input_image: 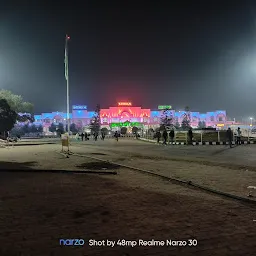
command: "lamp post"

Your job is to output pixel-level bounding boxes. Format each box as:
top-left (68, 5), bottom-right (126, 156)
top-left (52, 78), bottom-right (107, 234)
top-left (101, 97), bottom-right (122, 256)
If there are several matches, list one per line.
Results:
top-left (65, 34), bottom-right (70, 135)
top-left (250, 117), bottom-right (253, 127)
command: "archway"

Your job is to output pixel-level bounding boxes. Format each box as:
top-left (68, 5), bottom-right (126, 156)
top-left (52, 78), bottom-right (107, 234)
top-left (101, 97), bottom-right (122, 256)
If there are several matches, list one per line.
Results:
top-left (132, 126), bottom-right (139, 134)
top-left (119, 111), bottom-right (131, 122)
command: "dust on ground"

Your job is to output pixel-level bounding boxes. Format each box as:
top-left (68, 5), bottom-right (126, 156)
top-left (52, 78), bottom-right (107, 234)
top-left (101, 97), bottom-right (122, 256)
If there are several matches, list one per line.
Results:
top-left (0, 144), bottom-right (255, 255)
top-left (70, 145), bottom-right (256, 200)
top-left (0, 167), bottom-right (255, 256)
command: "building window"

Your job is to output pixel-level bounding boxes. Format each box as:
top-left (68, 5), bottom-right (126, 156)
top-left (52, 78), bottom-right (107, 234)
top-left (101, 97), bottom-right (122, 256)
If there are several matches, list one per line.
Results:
top-left (210, 116), bottom-right (214, 122)
top-left (219, 116), bottom-right (223, 122)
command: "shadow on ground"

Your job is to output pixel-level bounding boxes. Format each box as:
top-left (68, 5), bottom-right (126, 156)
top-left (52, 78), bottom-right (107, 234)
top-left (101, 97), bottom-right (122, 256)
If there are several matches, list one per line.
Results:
top-left (211, 145), bottom-right (244, 156)
top-left (76, 161), bottom-right (120, 170)
top-left (90, 152), bottom-right (107, 156)
top-left (211, 147), bottom-right (233, 156)
top-left (0, 161), bottom-right (38, 170)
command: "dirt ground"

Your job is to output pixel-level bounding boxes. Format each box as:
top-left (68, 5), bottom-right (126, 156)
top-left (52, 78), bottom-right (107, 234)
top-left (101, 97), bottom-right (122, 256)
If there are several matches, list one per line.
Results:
top-left (0, 168), bottom-right (255, 256)
top-left (0, 145), bottom-right (255, 255)
top-left (70, 144), bottom-right (256, 200)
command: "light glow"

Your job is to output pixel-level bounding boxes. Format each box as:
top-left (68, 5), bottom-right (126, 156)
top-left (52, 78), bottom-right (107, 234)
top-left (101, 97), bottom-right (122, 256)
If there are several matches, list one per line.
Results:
top-left (158, 105), bottom-right (172, 110)
top-left (118, 102), bottom-right (132, 106)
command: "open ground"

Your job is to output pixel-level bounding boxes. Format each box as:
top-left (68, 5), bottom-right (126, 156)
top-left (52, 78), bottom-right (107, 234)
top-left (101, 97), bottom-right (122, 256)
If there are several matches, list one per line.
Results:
top-left (0, 138), bottom-right (255, 255)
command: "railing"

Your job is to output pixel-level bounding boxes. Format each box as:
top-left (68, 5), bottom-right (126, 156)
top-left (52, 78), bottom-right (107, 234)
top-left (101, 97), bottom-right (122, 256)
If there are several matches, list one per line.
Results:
top-left (140, 130), bottom-right (254, 143)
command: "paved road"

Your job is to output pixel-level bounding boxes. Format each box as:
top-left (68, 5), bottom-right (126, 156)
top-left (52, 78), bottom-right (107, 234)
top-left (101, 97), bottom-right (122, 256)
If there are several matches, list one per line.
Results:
top-left (10, 136), bottom-right (256, 167)
top-left (70, 137), bottom-right (256, 168)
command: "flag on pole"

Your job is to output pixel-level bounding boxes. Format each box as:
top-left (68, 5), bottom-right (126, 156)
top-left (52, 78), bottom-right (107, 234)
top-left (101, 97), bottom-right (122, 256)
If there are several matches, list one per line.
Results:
top-left (64, 35), bottom-right (70, 81)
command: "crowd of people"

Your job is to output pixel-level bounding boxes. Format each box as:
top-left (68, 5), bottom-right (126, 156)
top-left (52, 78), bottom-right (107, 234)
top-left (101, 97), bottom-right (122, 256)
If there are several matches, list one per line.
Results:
top-left (153, 127), bottom-right (243, 148)
top-left (226, 127), bottom-right (242, 148)
top-left (154, 128), bottom-right (194, 145)
top-left (74, 131), bottom-right (121, 142)
top-left (75, 131), bottom-right (106, 141)
top-left (73, 126), bottom-right (243, 148)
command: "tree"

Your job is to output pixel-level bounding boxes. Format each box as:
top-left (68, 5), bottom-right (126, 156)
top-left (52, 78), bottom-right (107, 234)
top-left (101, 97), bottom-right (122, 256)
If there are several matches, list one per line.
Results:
top-left (0, 90), bottom-right (34, 122)
top-left (70, 123), bottom-right (78, 134)
top-left (132, 126), bottom-right (139, 134)
top-left (174, 121), bottom-right (180, 130)
top-left (159, 124), bottom-right (166, 131)
top-left (10, 125), bottom-right (25, 137)
top-left (0, 99), bottom-right (18, 135)
top-left (184, 106), bottom-right (190, 120)
top-left (120, 127), bottom-right (127, 135)
top-left (90, 104), bottom-right (101, 134)
top-left (160, 108), bottom-right (173, 129)
top-left (181, 106), bottom-right (191, 130)
top-left (198, 121), bottom-right (206, 129)
top-left (58, 123), bottom-right (65, 134)
top-left (181, 118), bottom-right (190, 130)
top-left (30, 124), bottom-right (38, 133)
top-left (101, 127), bottom-right (108, 135)
top-left (38, 125), bottom-right (43, 133)
top-left (49, 123), bottom-right (57, 133)
top-left (22, 124), bottom-right (30, 134)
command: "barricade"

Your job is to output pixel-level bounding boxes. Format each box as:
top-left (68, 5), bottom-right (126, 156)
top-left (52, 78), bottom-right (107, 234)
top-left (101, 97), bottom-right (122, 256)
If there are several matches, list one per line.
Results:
top-left (61, 133), bottom-right (70, 153)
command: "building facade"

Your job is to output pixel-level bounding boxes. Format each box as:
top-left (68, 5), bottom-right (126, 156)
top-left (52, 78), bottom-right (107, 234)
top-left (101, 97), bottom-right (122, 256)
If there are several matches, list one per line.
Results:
top-left (32, 102), bottom-right (227, 132)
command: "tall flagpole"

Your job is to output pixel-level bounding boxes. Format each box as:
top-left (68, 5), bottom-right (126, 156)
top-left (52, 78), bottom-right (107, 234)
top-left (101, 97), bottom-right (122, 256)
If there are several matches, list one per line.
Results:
top-left (65, 34), bottom-right (70, 135)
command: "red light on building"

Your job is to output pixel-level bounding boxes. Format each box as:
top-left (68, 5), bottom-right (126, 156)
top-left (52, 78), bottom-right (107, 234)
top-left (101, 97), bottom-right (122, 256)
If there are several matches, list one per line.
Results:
top-left (118, 102), bottom-right (132, 106)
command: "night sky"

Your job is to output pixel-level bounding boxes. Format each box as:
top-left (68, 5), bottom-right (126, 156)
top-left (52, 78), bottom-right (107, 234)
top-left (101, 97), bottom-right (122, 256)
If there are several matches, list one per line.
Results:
top-left (1, 1), bottom-right (256, 119)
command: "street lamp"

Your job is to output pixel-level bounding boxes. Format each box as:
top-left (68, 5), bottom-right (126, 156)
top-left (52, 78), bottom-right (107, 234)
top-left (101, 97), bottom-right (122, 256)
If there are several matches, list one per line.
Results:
top-left (250, 117), bottom-right (253, 127)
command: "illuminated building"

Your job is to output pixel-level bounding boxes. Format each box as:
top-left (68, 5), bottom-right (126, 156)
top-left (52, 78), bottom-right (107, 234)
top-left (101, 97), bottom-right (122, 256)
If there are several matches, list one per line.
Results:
top-left (32, 102), bottom-right (228, 132)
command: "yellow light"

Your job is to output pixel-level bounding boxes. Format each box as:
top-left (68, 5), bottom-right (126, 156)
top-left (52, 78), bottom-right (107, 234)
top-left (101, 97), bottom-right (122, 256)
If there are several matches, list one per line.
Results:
top-left (118, 102), bottom-right (132, 106)
top-left (217, 124), bottom-right (224, 127)
top-left (250, 124), bottom-right (252, 127)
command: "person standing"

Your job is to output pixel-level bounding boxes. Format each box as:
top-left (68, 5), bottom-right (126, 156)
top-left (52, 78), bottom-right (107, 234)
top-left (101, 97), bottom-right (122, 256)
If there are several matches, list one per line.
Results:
top-left (226, 127), bottom-right (233, 148)
top-left (101, 131), bottom-right (105, 141)
top-left (188, 128), bottom-right (193, 145)
top-left (94, 132), bottom-right (98, 141)
top-left (81, 132), bottom-right (84, 141)
top-left (169, 129), bottom-right (175, 145)
top-left (156, 130), bottom-right (161, 144)
top-left (163, 129), bottom-right (168, 145)
top-left (236, 127), bottom-right (241, 145)
top-left (114, 131), bottom-right (119, 141)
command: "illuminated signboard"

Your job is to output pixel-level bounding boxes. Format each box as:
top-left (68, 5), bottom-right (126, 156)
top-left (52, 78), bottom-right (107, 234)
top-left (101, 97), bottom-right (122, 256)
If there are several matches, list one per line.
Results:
top-left (118, 102), bottom-right (132, 106)
top-left (158, 105), bottom-right (172, 110)
top-left (72, 105), bottom-right (87, 110)
top-left (110, 122), bottom-right (141, 128)
top-left (217, 124), bottom-right (224, 127)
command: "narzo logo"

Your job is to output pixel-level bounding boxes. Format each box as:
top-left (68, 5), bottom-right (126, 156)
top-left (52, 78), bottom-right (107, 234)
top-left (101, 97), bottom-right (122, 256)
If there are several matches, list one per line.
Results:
top-left (59, 238), bottom-right (85, 246)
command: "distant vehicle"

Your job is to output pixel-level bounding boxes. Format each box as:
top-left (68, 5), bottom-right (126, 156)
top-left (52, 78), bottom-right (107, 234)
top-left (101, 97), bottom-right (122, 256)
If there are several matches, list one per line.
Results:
top-left (251, 127), bottom-right (256, 134)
